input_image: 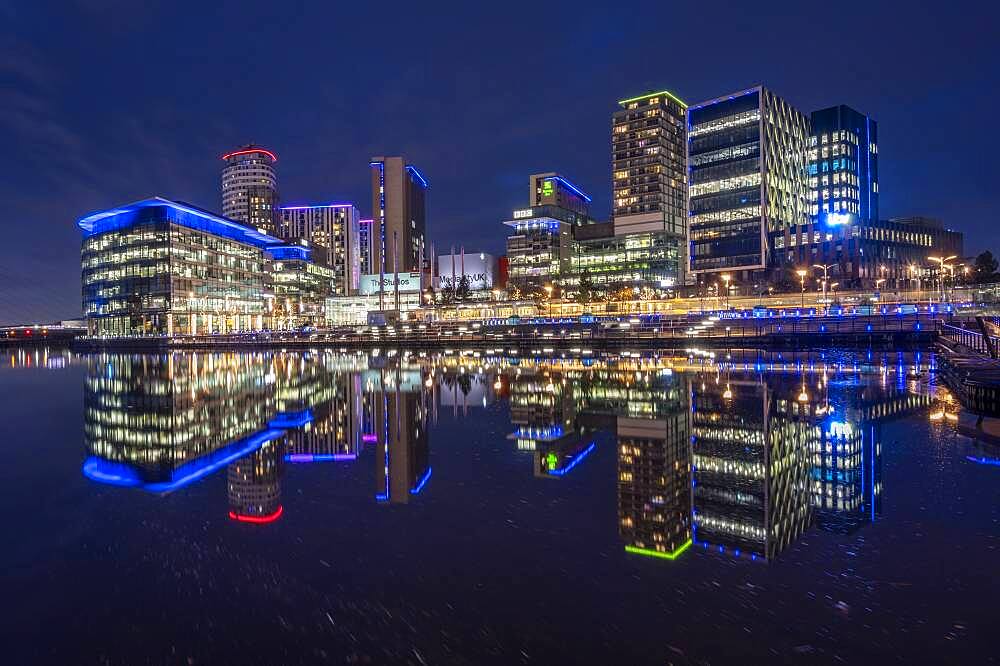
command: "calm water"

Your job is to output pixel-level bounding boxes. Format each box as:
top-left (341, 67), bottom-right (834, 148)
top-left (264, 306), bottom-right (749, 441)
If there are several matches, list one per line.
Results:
top-left (1, 346), bottom-right (996, 665)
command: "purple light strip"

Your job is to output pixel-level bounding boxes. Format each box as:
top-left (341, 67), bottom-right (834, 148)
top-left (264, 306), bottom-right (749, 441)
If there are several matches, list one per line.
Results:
top-left (285, 453), bottom-right (358, 463)
top-left (279, 204), bottom-right (354, 210)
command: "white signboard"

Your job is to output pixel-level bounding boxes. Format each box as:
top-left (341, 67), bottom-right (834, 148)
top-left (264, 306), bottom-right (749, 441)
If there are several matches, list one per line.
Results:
top-left (358, 272), bottom-right (422, 296)
top-left (436, 253), bottom-right (497, 291)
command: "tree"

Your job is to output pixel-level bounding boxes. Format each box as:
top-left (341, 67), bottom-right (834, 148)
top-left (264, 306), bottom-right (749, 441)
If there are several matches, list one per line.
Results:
top-left (456, 275), bottom-right (471, 300)
top-left (974, 251), bottom-right (998, 283)
top-left (576, 271), bottom-right (593, 304)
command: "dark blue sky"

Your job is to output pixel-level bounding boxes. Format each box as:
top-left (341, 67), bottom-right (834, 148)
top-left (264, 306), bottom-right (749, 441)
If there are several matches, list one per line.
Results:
top-left (0, 0), bottom-right (995, 323)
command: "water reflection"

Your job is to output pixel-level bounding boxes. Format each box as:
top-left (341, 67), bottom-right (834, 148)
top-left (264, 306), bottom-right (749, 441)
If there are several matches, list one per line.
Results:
top-left (77, 349), bottom-right (938, 561)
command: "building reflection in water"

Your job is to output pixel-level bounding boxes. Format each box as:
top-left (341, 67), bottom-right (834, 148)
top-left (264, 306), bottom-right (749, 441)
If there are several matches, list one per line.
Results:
top-left (81, 351), bottom-right (434, 519)
top-left (78, 349), bottom-right (934, 551)
top-left (371, 367), bottom-right (431, 503)
top-left (496, 352), bottom-right (932, 563)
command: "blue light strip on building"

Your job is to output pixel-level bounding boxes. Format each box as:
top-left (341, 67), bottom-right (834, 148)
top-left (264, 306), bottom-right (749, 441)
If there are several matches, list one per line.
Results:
top-left (267, 408), bottom-right (314, 429)
top-left (865, 115), bottom-right (872, 222)
top-left (966, 455), bottom-right (1000, 467)
top-left (544, 176), bottom-right (592, 203)
top-left (265, 245), bottom-right (312, 261)
top-left (405, 165), bottom-right (429, 188)
top-left (687, 87), bottom-right (759, 111)
top-left (409, 467), bottom-right (432, 494)
top-left (547, 441), bottom-right (596, 477)
top-left (376, 391), bottom-right (390, 502)
top-left (82, 428), bottom-right (286, 494)
top-left (77, 197), bottom-right (283, 248)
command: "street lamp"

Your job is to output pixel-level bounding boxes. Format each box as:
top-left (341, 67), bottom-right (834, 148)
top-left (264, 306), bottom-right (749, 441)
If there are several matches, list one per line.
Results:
top-left (813, 264), bottom-right (835, 310)
top-left (721, 274), bottom-right (731, 310)
top-left (796, 269), bottom-right (807, 309)
top-left (544, 284), bottom-right (553, 318)
top-left (928, 255), bottom-right (957, 302)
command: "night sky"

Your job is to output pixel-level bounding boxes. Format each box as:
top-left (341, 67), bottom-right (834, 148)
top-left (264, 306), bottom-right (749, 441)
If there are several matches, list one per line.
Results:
top-left (1, 1), bottom-right (995, 324)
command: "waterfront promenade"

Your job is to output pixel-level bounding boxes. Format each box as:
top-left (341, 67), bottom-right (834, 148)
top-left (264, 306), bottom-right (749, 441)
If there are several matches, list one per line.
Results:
top-left (65, 311), bottom-right (944, 351)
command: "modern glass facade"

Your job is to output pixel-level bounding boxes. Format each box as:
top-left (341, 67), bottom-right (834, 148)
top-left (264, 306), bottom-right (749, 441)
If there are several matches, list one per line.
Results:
top-left (569, 232), bottom-right (681, 291)
top-left (79, 198), bottom-right (279, 337)
top-left (808, 105), bottom-right (878, 226)
top-left (688, 87), bottom-right (809, 280)
top-left (503, 205), bottom-right (585, 291)
top-left (267, 246), bottom-right (336, 330)
top-left (773, 215), bottom-right (963, 288)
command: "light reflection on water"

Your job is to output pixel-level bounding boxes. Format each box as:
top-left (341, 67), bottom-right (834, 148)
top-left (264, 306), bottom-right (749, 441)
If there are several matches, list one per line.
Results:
top-left (1, 346), bottom-right (994, 663)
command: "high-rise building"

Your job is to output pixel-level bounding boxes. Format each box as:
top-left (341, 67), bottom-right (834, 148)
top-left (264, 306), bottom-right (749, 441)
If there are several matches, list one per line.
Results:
top-left (369, 157), bottom-right (428, 275)
top-left (358, 218), bottom-right (375, 275)
top-left (221, 145), bottom-right (279, 233)
top-left (771, 106), bottom-right (884, 288)
top-left (808, 105), bottom-right (878, 226)
top-left (612, 90), bottom-right (688, 286)
top-left (277, 203), bottom-right (361, 295)
top-left (688, 86), bottom-right (810, 283)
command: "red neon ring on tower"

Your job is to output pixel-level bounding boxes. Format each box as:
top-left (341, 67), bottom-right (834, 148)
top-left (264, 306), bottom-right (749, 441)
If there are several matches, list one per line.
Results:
top-left (221, 148), bottom-right (278, 162)
top-left (228, 505), bottom-right (283, 524)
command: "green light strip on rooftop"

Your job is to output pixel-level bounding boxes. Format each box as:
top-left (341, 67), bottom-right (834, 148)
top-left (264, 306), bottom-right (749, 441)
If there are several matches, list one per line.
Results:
top-left (624, 539), bottom-right (693, 561)
top-left (618, 89), bottom-right (688, 108)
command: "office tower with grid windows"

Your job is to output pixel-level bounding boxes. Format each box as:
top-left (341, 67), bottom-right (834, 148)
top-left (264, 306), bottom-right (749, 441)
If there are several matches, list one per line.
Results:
top-left (612, 90), bottom-right (689, 287)
top-left (687, 86), bottom-right (810, 283)
top-left (808, 105), bottom-right (878, 226)
top-left (277, 203), bottom-right (361, 295)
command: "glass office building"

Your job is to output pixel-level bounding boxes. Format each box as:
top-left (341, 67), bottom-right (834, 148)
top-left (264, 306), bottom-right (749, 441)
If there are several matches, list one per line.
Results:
top-left (503, 204), bottom-right (590, 292)
top-left (266, 244), bottom-right (336, 330)
top-left (688, 86), bottom-right (810, 282)
top-left (808, 105), bottom-right (878, 226)
top-left (79, 197), bottom-right (282, 337)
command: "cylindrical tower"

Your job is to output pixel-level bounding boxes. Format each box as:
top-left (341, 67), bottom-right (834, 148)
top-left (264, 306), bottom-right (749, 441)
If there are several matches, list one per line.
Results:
top-left (221, 144), bottom-right (278, 232)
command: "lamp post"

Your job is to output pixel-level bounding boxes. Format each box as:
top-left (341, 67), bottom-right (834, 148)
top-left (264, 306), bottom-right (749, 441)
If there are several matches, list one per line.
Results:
top-left (928, 255), bottom-right (957, 303)
top-left (796, 269), bottom-right (807, 309)
top-left (721, 274), bottom-right (731, 310)
top-left (544, 284), bottom-right (553, 318)
top-left (813, 264), bottom-right (835, 311)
